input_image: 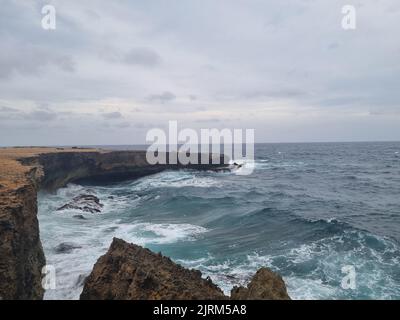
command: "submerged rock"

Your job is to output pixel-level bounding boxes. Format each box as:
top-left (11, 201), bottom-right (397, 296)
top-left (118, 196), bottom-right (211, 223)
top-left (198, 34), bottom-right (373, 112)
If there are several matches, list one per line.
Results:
top-left (72, 214), bottom-right (87, 220)
top-left (80, 238), bottom-right (227, 300)
top-left (57, 194), bottom-right (103, 213)
top-left (54, 242), bottom-right (82, 254)
top-left (231, 267), bottom-right (291, 300)
top-left (80, 238), bottom-right (291, 300)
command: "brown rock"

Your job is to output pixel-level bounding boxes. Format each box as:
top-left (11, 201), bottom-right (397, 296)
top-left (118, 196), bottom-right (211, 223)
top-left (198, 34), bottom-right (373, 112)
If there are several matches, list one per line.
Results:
top-left (0, 184), bottom-right (45, 300)
top-left (80, 238), bottom-right (227, 300)
top-left (231, 267), bottom-right (291, 300)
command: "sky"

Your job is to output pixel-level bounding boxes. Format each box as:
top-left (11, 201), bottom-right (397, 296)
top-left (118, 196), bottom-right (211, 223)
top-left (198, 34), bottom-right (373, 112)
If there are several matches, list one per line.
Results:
top-left (0, 0), bottom-right (399, 146)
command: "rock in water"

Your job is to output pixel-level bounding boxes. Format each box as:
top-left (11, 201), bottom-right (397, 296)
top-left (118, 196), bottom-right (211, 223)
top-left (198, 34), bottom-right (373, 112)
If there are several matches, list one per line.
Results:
top-left (72, 214), bottom-right (87, 220)
top-left (80, 238), bottom-right (291, 300)
top-left (57, 194), bottom-right (103, 213)
top-left (80, 238), bottom-right (227, 300)
top-left (54, 242), bottom-right (82, 254)
top-left (230, 267), bottom-right (291, 300)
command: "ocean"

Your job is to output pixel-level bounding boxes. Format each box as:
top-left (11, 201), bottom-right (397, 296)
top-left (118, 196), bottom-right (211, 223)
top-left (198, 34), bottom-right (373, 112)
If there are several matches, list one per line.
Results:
top-left (38, 142), bottom-right (400, 300)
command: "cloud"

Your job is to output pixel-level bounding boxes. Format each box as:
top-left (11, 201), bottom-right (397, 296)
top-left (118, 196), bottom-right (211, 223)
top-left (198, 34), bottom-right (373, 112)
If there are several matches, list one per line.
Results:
top-left (102, 111), bottom-right (123, 119)
top-left (123, 47), bottom-right (161, 67)
top-left (1, 0), bottom-right (400, 144)
top-left (22, 110), bottom-right (58, 122)
top-left (0, 41), bottom-right (75, 79)
top-left (0, 106), bottom-right (19, 113)
top-left (147, 91), bottom-right (176, 103)
top-left (114, 121), bottom-right (131, 128)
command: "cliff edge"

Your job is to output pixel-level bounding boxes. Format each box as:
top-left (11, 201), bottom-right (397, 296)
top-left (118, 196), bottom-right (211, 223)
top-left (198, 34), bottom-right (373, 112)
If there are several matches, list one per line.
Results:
top-left (0, 147), bottom-right (226, 300)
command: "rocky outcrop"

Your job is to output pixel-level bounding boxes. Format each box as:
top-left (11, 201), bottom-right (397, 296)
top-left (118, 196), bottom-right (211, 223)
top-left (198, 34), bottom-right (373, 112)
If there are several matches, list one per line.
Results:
top-left (230, 267), bottom-right (291, 300)
top-left (80, 238), bottom-right (227, 300)
top-left (57, 194), bottom-right (103, 213)
top-left (0, 183), bottom-right (45, 300)
top-left (25, 150), bottom-right (227, 191)
top-left (80, 238), bottom-right (290, 300)
top-left (0, 148), bottom-right (228, 300)
top-left (54, 242), bottom-right (82, 254)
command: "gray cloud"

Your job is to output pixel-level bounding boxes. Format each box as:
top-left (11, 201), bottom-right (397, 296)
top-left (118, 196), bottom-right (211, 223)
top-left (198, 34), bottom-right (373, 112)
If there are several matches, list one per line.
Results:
top-left (102, 111), bottom-right (123, 119)
top-left (1, 0), bottom-right (400, 145)
top-left (0, 106), bottom-right (19, 113)
top-left (123, 47), bottom-right (161, 67)
top-left (115, 121), bottom-right (131, 128)
top-left (0, 42), bottom-right (75, 79)
top-left (26, 110), bottom-right (58, 122)
top-left (147, 91), bottom-right (176, 103)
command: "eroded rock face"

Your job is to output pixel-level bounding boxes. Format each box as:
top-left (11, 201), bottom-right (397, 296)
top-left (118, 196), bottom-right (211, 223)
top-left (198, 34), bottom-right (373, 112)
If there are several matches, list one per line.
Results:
top-left (57, 194), bottom-right (103, 214)
top-left (231, 267), bottom-right (291, 300)
top-left (80, 238), bottom-right (227, 300)
top-left (80, 238), bottom-right (291, 300)
top-left (0, 184), bottom-right (45, 300)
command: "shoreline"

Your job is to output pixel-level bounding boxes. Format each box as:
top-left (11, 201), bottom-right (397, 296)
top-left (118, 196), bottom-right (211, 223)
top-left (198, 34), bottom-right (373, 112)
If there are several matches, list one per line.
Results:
top-left (0, 147), bottom-right (228, 300)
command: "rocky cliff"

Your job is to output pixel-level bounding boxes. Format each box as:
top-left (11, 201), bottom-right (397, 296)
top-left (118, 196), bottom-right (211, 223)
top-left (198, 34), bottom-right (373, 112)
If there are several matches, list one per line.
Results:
top-left (80, 238), bottom-right (227, 300)
top-left (0, 148), bottom-right (227, 300)
top-left (0, 181), bottom-right (45, 300)
top-left (81, 238), bottom-right (291, 300)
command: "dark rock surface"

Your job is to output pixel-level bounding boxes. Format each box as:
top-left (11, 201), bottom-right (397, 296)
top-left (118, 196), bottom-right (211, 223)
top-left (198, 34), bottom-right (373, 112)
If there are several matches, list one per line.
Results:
top-left (80, 238), bottom-right (227, 300)
top-left (0, 184), bottom-right (45, 300)
top-left (57, 194), bottom-right (103, 213)
top-left (73, 214), bottom-right (87, 220)
top-left (54, 242), bottom-right (82, 254)
top-left (80, 238), bottom-right (291, 300)
top-left (231, 267), bottom-right (291, 300)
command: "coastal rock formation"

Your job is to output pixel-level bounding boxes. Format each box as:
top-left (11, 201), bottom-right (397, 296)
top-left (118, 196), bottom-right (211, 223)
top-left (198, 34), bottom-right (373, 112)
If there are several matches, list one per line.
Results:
top-left (231, 267), bottom-right (291, 300)
top-left (0, 147), bottom-right (228, 300)
top-left (80, 238), bottom-right (291, 300)
top-left (80, 238), bottom-right (227, 300)
top-left (26, 150), bottom-right (227, 191)
top-left (57, 194), bottom-right (103, 213)
top-left (0, 182), bottom-right (45, 300)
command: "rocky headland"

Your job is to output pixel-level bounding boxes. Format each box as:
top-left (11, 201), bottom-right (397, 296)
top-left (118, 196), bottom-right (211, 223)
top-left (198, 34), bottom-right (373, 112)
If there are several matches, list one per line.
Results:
top-left (0, 147), bottom-right (290, 300)
top-left (0, 147), bottom-right (225, 300)
top-left (80, 238), bottom-right (290, 300)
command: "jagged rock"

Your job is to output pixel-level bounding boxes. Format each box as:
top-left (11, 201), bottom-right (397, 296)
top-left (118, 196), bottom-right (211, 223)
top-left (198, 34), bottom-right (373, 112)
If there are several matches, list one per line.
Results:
top-left (230, 267), bottom-right (291, 300)
top-left (54, 242), bottom-right (82, 254)
top-left (0, 184), bottom-right (45, 300)
top-left (80, 238), bottom-right (227, 300)
top-left (80, 238), bottom-right (291, 300)
top-left (73, 214), bottom-right (87, 220)
top-left (57, 194), bottom-right (103, 213)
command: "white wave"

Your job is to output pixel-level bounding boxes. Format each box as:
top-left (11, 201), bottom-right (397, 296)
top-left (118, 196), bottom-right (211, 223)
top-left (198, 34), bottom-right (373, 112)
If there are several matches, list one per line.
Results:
top-left (39, 190), bottom-right (209, 300)
top-left (131, 171), bottom-right (221, 189)
top-left (128, 222), bottom-right (208, 244)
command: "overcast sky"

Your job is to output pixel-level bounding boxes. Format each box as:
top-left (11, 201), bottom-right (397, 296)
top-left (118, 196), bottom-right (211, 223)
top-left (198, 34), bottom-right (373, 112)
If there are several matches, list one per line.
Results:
top-left (0, 0), bottom-right (399, 146)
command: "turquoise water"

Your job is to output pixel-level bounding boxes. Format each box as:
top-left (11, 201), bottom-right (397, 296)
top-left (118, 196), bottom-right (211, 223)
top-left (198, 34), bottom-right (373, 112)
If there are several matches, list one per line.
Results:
top-left (38, 142), bottom-right (400, 299)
